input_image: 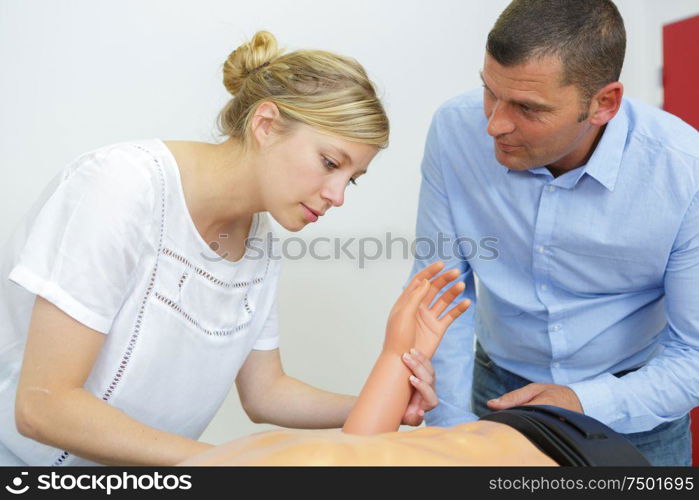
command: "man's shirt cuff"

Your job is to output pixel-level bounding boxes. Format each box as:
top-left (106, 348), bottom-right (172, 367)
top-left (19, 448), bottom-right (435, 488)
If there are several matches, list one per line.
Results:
top-left (567, 373), bottom-right (624, 429)
top-left (425, 398), bottom-right (478, 428)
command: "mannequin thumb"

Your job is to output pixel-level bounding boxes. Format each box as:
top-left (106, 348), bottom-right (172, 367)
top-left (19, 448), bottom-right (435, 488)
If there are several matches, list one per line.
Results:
top-left (407, 279), bottom-right (431, 311)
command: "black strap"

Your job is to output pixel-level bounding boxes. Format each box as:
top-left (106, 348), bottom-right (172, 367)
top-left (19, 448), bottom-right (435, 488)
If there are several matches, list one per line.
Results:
top-left (480, 405), bottom-right (650, 466)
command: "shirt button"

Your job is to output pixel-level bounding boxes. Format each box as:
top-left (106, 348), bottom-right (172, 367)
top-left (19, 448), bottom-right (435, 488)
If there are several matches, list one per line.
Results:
top-left (540, 284), bottom-right (548, 291)
top-left (537, 245), bottom-right (545, 253)
top-left (551, 324), bottom-right (561, 332)
top-left (547, 185), bottom-right (556, 193)
top-left (553, 362), bottom-right (560, 368)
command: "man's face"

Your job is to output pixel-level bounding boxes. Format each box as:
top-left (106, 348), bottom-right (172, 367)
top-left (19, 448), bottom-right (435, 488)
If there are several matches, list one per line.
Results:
top-left (481, 53), bottom-right (595, 171)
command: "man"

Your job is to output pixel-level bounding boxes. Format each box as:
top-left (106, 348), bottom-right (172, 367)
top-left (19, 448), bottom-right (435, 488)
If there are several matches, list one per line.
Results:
top-left (411, 0), bottom-right (699, 466)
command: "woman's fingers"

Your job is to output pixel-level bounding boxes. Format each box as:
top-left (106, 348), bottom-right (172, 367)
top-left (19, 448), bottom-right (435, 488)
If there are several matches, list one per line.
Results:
top-left (402, 350), bottom-right (434, 385)
top-left (430, 280), bottom-right (466, 317)
top-left (409, 375), bottom-right (439, 410)
top-left (438, 299), bottom-right (472, 328)
top-left (405, 261), bottom-right (445, 293)
top-left (402, 391), bottom-right (424, 426)
top-left (410, 348), bottom-right (435, 378)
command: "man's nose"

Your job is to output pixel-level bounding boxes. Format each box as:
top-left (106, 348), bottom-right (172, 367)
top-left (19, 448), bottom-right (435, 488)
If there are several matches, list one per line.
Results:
top-left (486, 101), bottom-right (516, 137)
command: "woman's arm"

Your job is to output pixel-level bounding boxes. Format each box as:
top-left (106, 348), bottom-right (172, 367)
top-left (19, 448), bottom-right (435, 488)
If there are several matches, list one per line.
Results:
top-left (15, 296), bottom-right (214, 465)
top-left (235, 349), bottom-right (356, 428)
top-left (342, 261), bottom-right (470, 434)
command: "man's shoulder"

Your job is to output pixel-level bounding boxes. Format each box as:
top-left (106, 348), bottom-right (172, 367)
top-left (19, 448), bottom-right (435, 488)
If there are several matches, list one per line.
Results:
top-left (429, 89), bottom-right (488, 145)
top-left (433, 88), bottom-right (484, 121)
top-left (623, 96), bottom-right (699, 161)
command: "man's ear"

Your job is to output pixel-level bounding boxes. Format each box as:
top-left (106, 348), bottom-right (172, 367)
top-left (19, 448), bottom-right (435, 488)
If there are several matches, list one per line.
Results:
top-left (249, 101), bottom-right (281, 147)
top-left (588, 82), bottom-right (624, 127)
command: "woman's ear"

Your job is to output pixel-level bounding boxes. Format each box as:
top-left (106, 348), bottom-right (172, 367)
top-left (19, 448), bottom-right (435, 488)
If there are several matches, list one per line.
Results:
top-left (250, 101), bottom-right (282, 147)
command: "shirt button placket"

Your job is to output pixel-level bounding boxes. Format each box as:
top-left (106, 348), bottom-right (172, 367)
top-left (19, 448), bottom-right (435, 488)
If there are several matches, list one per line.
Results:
top-left (533, 182), bottom-right (562, 370)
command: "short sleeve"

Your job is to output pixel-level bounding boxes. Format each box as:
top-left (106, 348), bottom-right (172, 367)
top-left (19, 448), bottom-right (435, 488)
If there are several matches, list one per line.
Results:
top-left (7, 147), bottom-right (157, 334)
top-left (251, 233), bottom-right (281, 351)
top-left (252, 295), bottom-right (279, 350)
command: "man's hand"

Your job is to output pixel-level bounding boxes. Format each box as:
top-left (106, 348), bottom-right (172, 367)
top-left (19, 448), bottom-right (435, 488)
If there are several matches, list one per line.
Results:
top-left (487, 383), bottom-right (583, 413)
top-left (400, 348), bottom-right (437, 426)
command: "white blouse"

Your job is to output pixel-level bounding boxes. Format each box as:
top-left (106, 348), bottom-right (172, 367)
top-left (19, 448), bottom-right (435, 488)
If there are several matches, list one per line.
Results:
top-left (0, 139), bottom-right (280, 465)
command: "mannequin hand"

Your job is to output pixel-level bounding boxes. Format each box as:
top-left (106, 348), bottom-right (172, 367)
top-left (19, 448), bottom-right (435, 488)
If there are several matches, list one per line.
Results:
top-left (400, 349), bottom-right (437, 426)
top-left (383, 261), bottom-right (471, 357)
top-left (487, 383), bottom-right (584, 413)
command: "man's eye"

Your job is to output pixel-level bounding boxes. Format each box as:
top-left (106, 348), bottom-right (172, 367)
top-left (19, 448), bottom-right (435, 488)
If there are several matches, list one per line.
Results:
top-left (520, 104), bottom-right (533, 113)
top-left (322, 157), bottom-right (338, 169)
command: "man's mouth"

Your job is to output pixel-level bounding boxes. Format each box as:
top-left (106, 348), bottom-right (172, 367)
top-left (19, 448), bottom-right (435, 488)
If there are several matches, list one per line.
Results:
top-left (496, 141), bottom-right (521, 152)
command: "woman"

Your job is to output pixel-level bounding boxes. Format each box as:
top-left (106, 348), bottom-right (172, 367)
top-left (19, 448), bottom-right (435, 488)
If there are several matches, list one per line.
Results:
top-left (0, 31), bottom-right (464, 466)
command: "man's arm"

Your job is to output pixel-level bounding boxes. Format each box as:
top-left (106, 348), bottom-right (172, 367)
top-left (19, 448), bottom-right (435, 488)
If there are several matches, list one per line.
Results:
top-left (411, 112), bottom-right (479, 428)
top-left (568, 191), bottom-right (699, 433)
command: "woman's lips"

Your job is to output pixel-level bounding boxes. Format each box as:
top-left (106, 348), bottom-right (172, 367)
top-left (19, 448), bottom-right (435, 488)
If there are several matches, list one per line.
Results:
top-left (301, 203), bottom-right (319, 222)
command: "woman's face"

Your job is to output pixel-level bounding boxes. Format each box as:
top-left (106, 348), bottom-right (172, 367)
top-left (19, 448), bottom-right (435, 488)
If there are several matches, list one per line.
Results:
top-left (257, 123), bottom-right (379, 232)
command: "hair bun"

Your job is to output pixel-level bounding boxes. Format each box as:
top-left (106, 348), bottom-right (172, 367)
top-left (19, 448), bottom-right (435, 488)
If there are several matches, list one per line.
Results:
top-left (223, 31), bottom-right (282, 96)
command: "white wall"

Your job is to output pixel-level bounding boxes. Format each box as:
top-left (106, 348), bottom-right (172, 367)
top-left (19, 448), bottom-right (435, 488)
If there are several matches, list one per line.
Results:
top-left (1, 0), bottom-right (696, 446)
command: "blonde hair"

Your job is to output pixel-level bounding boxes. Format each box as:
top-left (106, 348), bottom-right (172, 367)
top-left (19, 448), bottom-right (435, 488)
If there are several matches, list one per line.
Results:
top-left (218, 31), bottom-right (389, 149)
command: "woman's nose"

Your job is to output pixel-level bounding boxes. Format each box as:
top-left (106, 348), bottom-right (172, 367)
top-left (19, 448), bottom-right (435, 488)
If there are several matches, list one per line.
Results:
top-left (321, 177), bottom-right (346, 207)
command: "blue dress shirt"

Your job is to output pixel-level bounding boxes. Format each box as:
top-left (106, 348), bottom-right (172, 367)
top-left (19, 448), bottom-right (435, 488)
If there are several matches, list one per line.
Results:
top-left (411, 89), bottom-right (699, 433)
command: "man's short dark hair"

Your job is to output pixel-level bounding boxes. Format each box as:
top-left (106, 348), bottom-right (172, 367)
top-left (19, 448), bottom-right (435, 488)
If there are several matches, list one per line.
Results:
top-left (487, 0), bottom-right (626, 107)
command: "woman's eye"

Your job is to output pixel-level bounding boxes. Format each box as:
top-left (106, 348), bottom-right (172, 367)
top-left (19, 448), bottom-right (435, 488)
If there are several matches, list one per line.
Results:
top-left (322, 156), bottom-right (338, 169)
top-left (348, 178), bottom-right (358, 186)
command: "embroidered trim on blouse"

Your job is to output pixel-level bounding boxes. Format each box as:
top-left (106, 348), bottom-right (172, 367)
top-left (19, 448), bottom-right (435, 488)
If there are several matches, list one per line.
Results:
top-left (178, 270), bottom-right (188, 290)
top-left (243, 295), bottom-right (253, 315)
top-left (161, 247), bottom-right (265, 289)
top-left (154, 291), bottom-right (252, 336)
top-left (52, 144), bottom-right (168, 467)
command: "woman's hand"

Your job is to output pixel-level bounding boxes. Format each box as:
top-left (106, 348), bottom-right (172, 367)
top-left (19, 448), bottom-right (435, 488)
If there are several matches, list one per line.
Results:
top-left (400, 348), bottom-right (437, 426)
top-left (383, 261), bottom-right (471, 357)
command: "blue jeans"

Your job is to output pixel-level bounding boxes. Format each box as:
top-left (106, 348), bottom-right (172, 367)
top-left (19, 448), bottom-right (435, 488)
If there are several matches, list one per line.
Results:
top-left (471, 342), bottom-right (692, 466)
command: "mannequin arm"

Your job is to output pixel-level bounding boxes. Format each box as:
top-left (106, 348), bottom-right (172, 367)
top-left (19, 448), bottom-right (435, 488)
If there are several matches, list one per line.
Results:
top-left (342, 261), bottom-right (470, 434)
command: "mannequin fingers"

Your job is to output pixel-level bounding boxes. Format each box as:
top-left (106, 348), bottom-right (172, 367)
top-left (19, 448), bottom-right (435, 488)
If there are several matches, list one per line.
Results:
top-left (438, 299), bottom-right (472, 329)
top-left (430, 280), bottom-right (466, 317)
top-left (405, 261), bottom-right (445, 293)
top-left (422, 268), bottom-right (461, 307)
top-left (406, 279), bottom-right (431, 312)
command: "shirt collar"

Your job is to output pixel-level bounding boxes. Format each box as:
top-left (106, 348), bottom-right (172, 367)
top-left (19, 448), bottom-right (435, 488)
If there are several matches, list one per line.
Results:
top-left (581, 99), bottom-right (629, 192)
top-left (503, 99), bottom-right (629, 191)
